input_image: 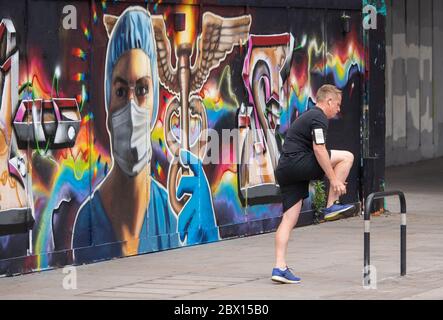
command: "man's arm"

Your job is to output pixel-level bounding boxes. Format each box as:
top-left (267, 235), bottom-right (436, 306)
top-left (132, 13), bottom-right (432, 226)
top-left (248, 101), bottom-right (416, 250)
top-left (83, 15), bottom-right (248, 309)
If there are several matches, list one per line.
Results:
top-left (313, 143), bottom-right (346, 196)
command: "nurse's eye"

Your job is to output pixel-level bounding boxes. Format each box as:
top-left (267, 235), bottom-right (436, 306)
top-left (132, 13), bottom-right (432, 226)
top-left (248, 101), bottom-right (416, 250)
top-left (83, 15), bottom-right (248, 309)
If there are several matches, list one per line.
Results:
top-left (116, 87), bottom-right (127, 98)
top-left (135, 85), bottom-right (149, 97)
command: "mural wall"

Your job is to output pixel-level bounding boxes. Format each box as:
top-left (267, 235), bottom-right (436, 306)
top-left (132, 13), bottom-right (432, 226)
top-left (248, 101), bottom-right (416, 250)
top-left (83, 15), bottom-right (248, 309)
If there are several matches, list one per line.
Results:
top-left (0, 0), bottom-right (366, 276)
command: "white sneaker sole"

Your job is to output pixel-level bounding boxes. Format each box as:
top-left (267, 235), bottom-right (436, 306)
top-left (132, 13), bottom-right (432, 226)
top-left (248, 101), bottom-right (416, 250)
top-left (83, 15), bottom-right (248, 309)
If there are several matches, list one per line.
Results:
top-left (271, 276), bottom-right (301, 284)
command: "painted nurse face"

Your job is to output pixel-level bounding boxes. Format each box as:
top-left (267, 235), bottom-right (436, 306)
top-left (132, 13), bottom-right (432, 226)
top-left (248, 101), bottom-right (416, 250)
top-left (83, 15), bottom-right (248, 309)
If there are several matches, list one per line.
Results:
top-left (109, 48), bottom-right (154, 117)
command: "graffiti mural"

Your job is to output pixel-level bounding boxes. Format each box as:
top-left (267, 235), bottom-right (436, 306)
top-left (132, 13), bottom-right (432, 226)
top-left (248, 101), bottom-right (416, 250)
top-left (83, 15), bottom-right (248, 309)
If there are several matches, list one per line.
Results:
top-left (238, 34), bottom-right (294, 205)
top-left (0, 19), bottom-right (32, 239)
top-left (72, 7), bottom-right (225, 263)
top-left (152, 10), bottom-right (250, 214)
top-left (0, 2), bottom-right (365, 276)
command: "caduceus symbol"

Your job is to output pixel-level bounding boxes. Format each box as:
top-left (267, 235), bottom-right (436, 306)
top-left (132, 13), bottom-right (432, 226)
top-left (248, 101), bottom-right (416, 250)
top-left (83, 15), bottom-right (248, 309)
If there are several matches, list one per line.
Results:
top-left (151, 12), bottom-right (251, 214)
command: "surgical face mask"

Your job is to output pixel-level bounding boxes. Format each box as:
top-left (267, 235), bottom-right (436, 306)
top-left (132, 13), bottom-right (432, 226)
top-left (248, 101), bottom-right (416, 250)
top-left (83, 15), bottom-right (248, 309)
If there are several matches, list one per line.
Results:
top-left (110, 100), bottom-right (152, 177)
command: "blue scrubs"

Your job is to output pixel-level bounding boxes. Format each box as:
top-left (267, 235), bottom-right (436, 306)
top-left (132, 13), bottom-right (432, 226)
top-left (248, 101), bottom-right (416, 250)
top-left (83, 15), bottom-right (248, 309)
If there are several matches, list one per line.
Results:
top-left (72, 179), bottom-right (179, 264)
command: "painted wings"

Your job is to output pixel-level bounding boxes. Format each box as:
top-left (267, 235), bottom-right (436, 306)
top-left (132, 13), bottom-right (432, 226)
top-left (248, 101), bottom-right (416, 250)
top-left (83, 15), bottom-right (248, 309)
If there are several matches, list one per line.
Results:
top-left (152, 15), bottom-right (179, 95)
top-left (190, 12), bottom-right (251, 95)
top-left (151, 13), bottom-right (251, 96)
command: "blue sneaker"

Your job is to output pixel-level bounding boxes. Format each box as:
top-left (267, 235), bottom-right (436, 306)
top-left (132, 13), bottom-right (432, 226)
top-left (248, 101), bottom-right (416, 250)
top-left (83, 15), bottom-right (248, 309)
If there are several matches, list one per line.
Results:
top-left (271, 267), bottom-right (301, 284)
top-left (322, 201), bottom-right (354, 221)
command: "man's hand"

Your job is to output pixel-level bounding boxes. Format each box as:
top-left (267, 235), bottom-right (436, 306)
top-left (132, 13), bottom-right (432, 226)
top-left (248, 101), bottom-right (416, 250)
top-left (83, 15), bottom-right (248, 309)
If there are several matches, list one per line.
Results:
top-left (330, 178), bottom-right (347, 196)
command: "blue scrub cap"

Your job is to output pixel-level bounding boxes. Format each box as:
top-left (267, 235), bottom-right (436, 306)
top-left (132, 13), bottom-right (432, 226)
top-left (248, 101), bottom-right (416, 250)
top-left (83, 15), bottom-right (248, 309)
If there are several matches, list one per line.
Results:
top-left (104, 7), bottom-right (159, 128)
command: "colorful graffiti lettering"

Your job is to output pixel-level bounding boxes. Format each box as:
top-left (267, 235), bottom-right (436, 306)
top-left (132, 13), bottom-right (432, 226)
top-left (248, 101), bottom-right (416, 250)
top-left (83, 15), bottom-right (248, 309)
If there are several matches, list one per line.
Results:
top-left (238, 33), bottom-right (294, 205)
top-left (0, 19), bottom-right (32, 240)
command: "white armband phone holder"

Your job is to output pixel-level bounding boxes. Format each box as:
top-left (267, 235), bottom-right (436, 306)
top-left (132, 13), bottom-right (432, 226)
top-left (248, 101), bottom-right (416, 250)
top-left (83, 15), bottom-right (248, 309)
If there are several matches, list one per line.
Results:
top-left (312, 128), bottom-right (326, 145)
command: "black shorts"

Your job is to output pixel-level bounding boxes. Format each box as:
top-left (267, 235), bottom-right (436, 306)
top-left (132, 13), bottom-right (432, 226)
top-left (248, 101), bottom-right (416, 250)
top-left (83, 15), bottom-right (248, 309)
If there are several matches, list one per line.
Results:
top-left (275, 150), bottom-right (331, 212)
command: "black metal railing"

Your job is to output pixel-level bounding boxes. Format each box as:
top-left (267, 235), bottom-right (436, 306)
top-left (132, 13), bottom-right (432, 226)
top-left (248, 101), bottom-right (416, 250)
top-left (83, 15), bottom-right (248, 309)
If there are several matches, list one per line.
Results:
top-left (364, 191), bottom-right (407, 286)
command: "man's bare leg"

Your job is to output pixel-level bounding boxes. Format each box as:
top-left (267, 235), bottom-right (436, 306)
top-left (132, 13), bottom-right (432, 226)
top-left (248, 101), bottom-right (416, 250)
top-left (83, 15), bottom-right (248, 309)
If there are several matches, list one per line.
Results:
top-left (275, 199), bottom-right (303, 269)
top-left (327, 150), bottom-right (354, 207)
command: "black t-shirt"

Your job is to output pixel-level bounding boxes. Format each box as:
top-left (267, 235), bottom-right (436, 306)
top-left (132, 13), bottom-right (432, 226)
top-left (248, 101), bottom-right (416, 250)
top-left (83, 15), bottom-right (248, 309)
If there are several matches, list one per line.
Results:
top-left (281, 106), bottom-right (329, 157)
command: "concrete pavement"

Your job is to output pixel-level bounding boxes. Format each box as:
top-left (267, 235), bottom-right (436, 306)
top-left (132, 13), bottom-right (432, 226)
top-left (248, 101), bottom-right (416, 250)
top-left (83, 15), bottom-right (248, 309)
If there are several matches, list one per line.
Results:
top-left (0, 158), bottom-right (442, 300)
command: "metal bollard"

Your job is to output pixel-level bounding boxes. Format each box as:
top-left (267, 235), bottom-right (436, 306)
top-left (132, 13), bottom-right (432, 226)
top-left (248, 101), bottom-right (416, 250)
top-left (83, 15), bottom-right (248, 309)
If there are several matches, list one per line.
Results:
top-left (364, 191), bottom-right (407, 286)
